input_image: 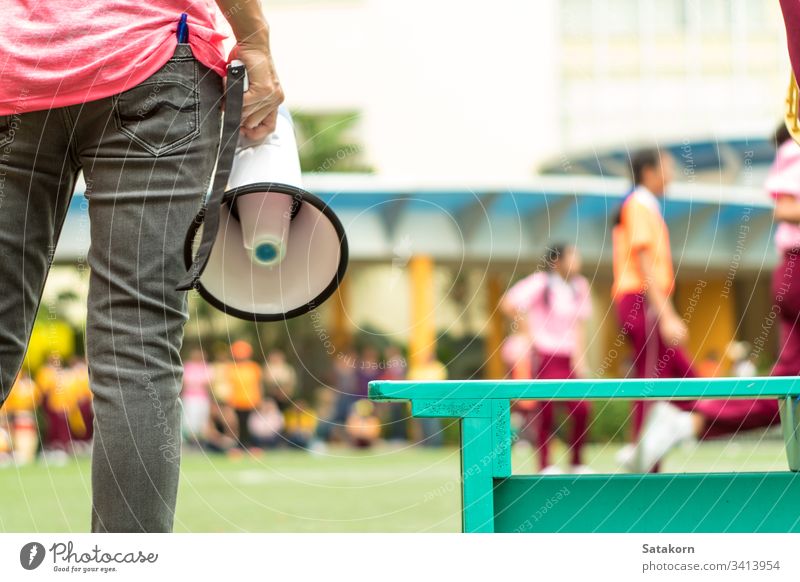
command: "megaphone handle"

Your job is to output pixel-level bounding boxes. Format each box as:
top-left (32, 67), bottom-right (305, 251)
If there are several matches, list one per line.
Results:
top-left (176, 61), bottom-right (247, 291)
top-left (231, 59), bottom-right (249, 92)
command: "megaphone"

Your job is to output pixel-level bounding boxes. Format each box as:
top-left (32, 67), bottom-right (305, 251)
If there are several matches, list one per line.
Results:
top-left (177, 62), bottom-right (348, 321)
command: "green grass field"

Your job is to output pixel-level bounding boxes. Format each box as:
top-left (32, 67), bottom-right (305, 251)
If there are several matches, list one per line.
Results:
top-left (0, 438), bottom-right (790, 532)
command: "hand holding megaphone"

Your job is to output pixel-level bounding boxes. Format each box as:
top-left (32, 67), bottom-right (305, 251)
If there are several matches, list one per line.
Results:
top-left (228, 45), bottom-right (285, 140)
top-left (177, 60), bottom-right (348, 322)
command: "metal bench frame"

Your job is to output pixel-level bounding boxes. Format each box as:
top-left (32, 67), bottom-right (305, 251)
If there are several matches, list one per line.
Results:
top-left (369, 377), bottom-right (800, 533)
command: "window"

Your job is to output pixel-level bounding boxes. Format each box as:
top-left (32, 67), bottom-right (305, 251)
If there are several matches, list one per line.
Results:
top-left (651, 0), bottom-right (686, 35)
top-left (686, 0), bottom-right (732, 34)
top-left (606, 0), bottom-right (640, 36)
top-left (561, 0), bottom-right (594, 39)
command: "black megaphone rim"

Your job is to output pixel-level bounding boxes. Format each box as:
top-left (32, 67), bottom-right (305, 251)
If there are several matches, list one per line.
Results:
top-left (183, 182), bottom-right (349, 322)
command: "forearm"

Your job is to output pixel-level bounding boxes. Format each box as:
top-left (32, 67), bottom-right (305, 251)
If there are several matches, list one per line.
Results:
top-left (214, 0), bottom-right (270, 45)
top-left (637, 249), bottom-right (675, 317)
top-left (774, 196), bottom-right (800, 224)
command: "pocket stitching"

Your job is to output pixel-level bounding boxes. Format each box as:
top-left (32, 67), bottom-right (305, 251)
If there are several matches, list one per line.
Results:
top-left (0, 115), bottom-right (15, 150)
top-left (113, 59), bottom-right (200, 157)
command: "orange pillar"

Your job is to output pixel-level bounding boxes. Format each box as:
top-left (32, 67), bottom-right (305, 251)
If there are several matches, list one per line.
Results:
top-left (485, 274), bottom-right (507, 379)
top-left (330, 275), bottom-right (351, 353)
top-left (675, 277), bottom-right (736, 375)
top-left (408, 256), bottom-right (436, 369)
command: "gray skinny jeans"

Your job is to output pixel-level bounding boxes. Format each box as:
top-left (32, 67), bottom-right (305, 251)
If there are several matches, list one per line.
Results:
top-left (0, 44), bottom-right (222, 532)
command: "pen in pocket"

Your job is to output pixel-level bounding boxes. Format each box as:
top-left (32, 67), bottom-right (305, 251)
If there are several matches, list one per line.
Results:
top-left (177, 13), bottom-right (189, 43)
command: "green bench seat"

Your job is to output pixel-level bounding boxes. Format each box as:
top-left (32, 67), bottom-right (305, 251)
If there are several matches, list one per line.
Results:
top-left (368, 377), bottom-right (800, 533)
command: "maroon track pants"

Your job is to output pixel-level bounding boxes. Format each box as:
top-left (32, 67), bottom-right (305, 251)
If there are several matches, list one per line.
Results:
top-left (528, 352), bottom-right (590, 470)
top-left (689, 250), bottom-right (800, 437)
top-left (616, 248), bottom-right (800, 441)
top-left (615, 292), bottom-right (697, 440)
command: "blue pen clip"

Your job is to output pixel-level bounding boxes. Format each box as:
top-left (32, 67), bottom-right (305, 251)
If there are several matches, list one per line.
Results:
top-left (177, 13), bottom-right (189, 43)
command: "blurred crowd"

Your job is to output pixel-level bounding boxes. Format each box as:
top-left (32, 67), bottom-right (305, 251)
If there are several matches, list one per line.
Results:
top-left (0, 340), bottom-right (447, 466)
top-left (0, 353), bottom-right (93, 466)
top-left (185, 340), bottom-right (446, 457)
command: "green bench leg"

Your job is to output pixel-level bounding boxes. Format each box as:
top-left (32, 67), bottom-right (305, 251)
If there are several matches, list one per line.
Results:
top-left (458, 399), bottom-right (511, 532)
top-left (492, 399), bottom-right (511, 478)
top-left (460, 416), bottom-right (495, 532)
top-left (780, 396), bottom-right (800, 472)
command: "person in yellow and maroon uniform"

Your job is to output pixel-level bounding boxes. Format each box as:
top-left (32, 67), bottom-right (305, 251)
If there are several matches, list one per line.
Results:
top-left (226, 341), bottom-right (263, 449)
top-left (3, 369), bottom-right (42, 464)
top-left (612, 148), bottom-right (698, 472)
top-left (627, 126), bottom-right (800, 472)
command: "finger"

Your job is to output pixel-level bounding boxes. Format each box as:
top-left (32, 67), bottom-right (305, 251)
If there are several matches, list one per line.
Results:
top-left (240, 124), bottom-right (272, 141)
top-left (241, 94), bottom-right (282, 123)
top-left (239, 111), bottom-right (278, 140)
top-left (242, 108), bottom-right (278, 133)
top-left (243, 83), bottom-right (284, 110)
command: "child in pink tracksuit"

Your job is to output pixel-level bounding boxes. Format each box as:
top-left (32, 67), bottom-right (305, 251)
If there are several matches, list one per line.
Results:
top-left (502, 244), bottom-right (593, 474)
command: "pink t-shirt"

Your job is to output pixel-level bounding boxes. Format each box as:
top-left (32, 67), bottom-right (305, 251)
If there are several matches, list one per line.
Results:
top-left (767, 140), bottom-right (800, 254)
top-left (504, 271), bottom-right (592, 357)
top-left (182, 361), bottom-right (211, 399)
top-left (0, 1), bottom-right (228, 115)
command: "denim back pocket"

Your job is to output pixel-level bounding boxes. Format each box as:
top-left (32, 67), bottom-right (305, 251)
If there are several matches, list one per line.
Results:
top-left (0, 114), bottom-right (17, 151)
top-left (113, 46), bottom-right (200, 157)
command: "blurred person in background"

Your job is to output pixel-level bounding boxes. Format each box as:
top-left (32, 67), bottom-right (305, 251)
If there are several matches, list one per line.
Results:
top-left (283, 399), bottom-right (318, 450)
top-left (181, 348), bottom-right (213, 446)
top-left (346, 399), bottom-right (381, 449)
top-left (36, 352), bottom-right (72, 455)
top-left (0, 411), bottom-right (11, 467)
top-left (263, 349), bottom-right (297, 413)
top-left (211, 344), bottom-right (234, 403)
top-left (38, 353), bottom-right (94, 460)
top-left (612, 148), bottom-right (697, 471)
top-left (766, 123), bottom-right (800, 380)
top-left (500, 330), bottom-right (537, 448)
top-left (68, 357), bottom-right (93, 454)
top-left (226, 340), bottom-right (263, 449)
top-left (0, 0), bottom-right (284, 532)
top-left (248, 397), bottom-right (284, 449)
top-left (501, 244), bottom-right (593, 474)
top-left (355, 345), bottom-right (382, 399)
top-left (406, 349), bottom-right (447, 447)
top-left (203, 398), bottom-right (238, 454)
top-left (628, 126), bottom-right (796, 471)
top-left (378, 345), bottom-right (408, 443)
top-left (319, 348), bottom-right (359, 443)
top-left (3, 369), bottom-right (41, 465)
top-left (501, 333), bottom-right (534, 380)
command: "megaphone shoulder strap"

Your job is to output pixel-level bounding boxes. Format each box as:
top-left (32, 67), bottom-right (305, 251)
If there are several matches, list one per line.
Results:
top-left (175, 62), bottom-right (247, 291)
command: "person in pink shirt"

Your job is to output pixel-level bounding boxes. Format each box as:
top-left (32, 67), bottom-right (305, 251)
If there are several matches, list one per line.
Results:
top-left (767, 124), bottom-right (800, 379)
top-left (181, 348), bottom-right (213, 445)
top-left (0, 1), bottom-right (283, 532)
top-left (502, 244), bottom-right (594, 474)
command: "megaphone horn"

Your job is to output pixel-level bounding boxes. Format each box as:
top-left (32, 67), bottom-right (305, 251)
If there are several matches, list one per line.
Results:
top-left (177, 62), bottom-right (349, 322)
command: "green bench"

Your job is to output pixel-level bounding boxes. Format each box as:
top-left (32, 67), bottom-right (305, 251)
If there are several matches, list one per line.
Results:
top-left (368, 377), bottom-right (800, 533)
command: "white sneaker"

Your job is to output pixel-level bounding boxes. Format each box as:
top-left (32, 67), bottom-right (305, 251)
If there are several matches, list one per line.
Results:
top-left (540, 465), bottom-right (564, 475)
top-left (570, 464), bottom-right (595, 474)
top-left (615, 443), bottom-right (636, 470)
top-left (631, 402), bottom-right (696, 473)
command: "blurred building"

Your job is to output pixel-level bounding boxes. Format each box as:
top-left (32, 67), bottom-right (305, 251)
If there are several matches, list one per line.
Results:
top-left (264, 0), bottom-right (788, 178)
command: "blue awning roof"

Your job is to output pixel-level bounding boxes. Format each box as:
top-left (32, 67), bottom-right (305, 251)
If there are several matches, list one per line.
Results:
top-left (55, 172), bottom-right (776, 272)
